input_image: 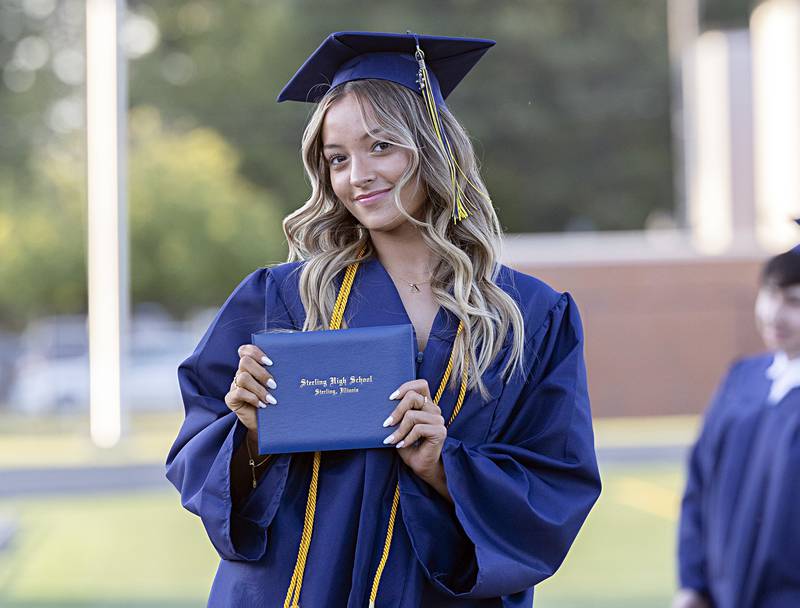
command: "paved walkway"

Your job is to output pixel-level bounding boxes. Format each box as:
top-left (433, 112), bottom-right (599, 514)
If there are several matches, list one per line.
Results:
top-left (0, 444), bottom-right (689, 498)
top-left (0, 464), bottom-right (171, 497)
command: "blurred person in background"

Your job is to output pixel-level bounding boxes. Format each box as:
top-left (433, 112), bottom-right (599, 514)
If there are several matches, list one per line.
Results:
top-left (165, 31), bottom-right (600, 608)
top-left (674, 232), bottom-right (800, 608)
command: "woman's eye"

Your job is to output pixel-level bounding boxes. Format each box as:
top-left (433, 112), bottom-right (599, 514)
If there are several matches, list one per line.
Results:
top-left (373, 141), bottom-right (392, 152)
top-left (328, 155), bottom-right (346, 166)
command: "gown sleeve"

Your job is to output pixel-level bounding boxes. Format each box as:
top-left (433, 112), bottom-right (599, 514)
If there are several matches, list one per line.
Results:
top-left (165, 267), bottom-right (295, 561)
top-left (398, 292), bottom-right (602, 599)
top-left (676, 361), bottom-right (738, 595)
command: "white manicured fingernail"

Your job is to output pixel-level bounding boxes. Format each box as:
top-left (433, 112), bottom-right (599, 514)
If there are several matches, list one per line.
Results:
top-left (265, 393), bottom-right (277, 405)
top-left (258, 401), bottom-right (267, 409)
top-left (266, 378), bottom-right (277, 389)
top-left (382, 416), bottom-right (393, 427)
top-left (261, 355), bottom-right (273, 366)
top-left (389, 390), bottom-right (399, 400)
top-left (383, 434), bottom-right (395, 445)
top-left (395, 441), bottom-right (405, 448)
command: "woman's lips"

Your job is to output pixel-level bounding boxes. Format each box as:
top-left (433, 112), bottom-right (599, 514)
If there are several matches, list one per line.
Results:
top-left (354, 188), bottom-right (391, 205)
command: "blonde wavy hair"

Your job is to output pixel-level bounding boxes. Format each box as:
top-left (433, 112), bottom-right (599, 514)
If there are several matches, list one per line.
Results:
top-left (282, 79), bottom-right (525, 400)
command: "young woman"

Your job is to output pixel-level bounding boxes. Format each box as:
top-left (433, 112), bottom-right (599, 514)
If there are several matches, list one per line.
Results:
top-left (675, 244), bottom-right (800, 608)
top-left (167, 31), bottom-right (601, 608)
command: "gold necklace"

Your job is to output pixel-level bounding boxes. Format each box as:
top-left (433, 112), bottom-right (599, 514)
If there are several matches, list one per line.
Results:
top-left (383, 268), bottom-right (432, 293)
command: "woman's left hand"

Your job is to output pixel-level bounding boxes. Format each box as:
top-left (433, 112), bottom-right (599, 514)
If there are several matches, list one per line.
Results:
top-left (382, 379), bottom-right (447, 482)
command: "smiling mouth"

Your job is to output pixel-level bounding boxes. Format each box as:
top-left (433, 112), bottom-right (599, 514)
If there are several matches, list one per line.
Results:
top-left (354, 188), bottom-right (391, 204)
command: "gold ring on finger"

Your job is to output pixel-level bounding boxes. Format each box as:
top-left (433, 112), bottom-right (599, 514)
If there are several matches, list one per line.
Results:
top-left (232, 403), bottom-right (246, 412)
top-left (234, 372), bottom-right (242, 388)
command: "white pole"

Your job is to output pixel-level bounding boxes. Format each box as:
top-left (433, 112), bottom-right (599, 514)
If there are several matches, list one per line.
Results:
top-left (667, 0), bottom-right (700, 227)
top-left (687, 32), bottom-right (734, 254)
top-left (684, 30), bottom-right (755, 255)
top-left (85, 0), bottom-right (129, 448)
top-left (751, 0), bottom-right (800, 251)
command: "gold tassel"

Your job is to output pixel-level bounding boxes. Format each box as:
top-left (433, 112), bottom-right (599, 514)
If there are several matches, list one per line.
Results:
top-left (414, 43), bottom-right (471, 224)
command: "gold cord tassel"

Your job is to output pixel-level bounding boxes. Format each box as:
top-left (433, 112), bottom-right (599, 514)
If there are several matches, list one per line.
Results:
top-left (415, 45), bottom-right (469, 224)
top-left (412, 37), bottom-right (495, 226)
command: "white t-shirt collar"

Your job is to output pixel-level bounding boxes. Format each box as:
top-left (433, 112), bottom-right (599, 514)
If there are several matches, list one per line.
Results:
top-left (765, 351), bottom-right (800, 405)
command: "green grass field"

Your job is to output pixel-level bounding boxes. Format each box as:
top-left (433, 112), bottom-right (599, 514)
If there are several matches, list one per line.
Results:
top-left (0, 463), bottom-right (683, 607)
top-left (0, 414), bottom-right (691, 607)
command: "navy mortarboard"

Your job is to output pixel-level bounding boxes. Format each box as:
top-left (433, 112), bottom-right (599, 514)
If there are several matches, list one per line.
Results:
top-left (793, 218), bottom-right (800, 254)
top-left (277, 31), bottom-right (495, 106)
top-left (278, 31), bottom-right (496, 224)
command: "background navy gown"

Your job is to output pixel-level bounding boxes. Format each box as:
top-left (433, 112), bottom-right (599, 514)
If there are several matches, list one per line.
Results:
top-left (166, 257), bottom-right (601, 607)
top-left (678, 354), bottom-right (800, 608)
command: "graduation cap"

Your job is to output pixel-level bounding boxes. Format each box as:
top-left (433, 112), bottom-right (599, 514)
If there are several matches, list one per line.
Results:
top-left (793, 218), bottom-right (800, 255)
top-left (278, 31), bottom-right (496, 224)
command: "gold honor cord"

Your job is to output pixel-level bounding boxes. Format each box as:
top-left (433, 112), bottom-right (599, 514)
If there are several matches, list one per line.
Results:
top-left (283, 254), bottom-right (360, 608)
top-left (282, 246), bottom-right (469, 608)
top-left (368, 322), bottom-right (467, 608)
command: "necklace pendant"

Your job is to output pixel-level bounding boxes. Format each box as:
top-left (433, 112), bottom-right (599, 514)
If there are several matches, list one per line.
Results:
top-left (409, 283), bottom-right (421, 293)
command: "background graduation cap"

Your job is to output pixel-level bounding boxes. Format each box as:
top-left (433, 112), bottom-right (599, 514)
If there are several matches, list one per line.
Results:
top-left (278, 31), bottom-right (496, 224)
top-left (794, 218), bottom-right (800, 254)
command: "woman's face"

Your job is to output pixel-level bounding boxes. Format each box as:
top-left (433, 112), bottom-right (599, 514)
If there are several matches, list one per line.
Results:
top-left (321, 92), bottom-right (427, 233)
top-left (755, 282), bottom-right (800, 357)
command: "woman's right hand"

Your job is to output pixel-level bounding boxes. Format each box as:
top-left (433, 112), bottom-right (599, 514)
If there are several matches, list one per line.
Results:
top-left (225, 344), bottom-right (277, 441)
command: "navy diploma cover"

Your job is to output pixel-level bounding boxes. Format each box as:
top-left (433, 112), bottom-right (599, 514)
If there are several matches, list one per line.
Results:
top-left (252, 324), bottom-right (416, 454)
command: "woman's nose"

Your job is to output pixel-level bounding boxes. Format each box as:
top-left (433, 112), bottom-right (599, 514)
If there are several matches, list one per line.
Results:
top-left (349, 155), bottom-right (376, 188)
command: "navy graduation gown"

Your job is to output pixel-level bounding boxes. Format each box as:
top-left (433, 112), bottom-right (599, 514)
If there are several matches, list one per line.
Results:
top-left (678, 354), bottom-right (800, 608)
top-left (166, 257), bottom-right (601, 607)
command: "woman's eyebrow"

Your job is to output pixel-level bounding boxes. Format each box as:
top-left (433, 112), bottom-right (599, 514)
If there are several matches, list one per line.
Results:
top-left (323, 130), bottom-right (386, 149)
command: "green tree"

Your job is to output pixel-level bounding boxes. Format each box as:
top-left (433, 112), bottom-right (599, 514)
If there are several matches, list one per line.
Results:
top-left (0, 108), bottom-right (285, 330)
top-left (0, 163), bottom-right (86, 328)
top-left (129, 0), bottom-right (676, 232)
top-left (127, 106), bottom-right (285, 317)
